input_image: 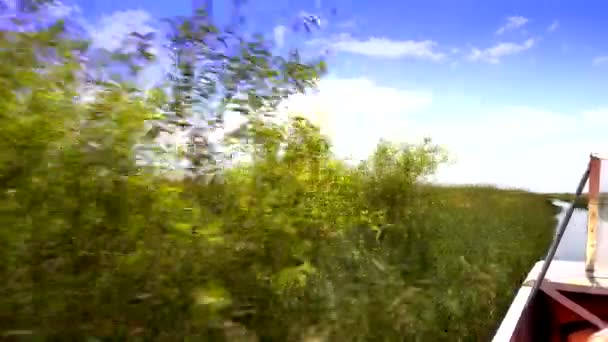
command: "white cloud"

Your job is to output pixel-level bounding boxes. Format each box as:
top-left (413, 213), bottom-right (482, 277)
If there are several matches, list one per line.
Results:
top-left (280, 78), bottom-right (608, 192)
top-left (2, 3), bottom-right (139, 49)
top-left (0, 0), bottom-right (82, 30)
top-left (313, 33), bottom-right (444, 61)
top-left (582, 107), bottom-right (608, 124)
top-left (280, 77), bottom-right (433, 161)
top-left (496, 16), bottom-right (529, 35)
top-left (45, 0), bottom-right (80, 18)
top-left (468, 38), bottom-right (535, 64)
top-left (399, 106), bottom-right (597, 193)
top-left (547, 20), bottom-right (559, 32)
top-left (273, 25), bottom-right (287, 48)
top-left (87, 9), bottom-right (172, 89)
top-left (90, 9), bottom-right (156, 52)
top-left (593, 56), bottom-right (608, 66)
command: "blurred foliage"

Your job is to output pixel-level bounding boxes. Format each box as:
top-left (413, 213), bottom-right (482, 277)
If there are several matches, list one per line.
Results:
top-left (136, 6), bottom-right (327, 177)
top-left (0, 4), bottom-right (557, 341)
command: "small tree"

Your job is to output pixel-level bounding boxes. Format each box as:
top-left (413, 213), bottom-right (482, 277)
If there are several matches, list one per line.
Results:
top-left (138, 5), bottom-right (328, 180)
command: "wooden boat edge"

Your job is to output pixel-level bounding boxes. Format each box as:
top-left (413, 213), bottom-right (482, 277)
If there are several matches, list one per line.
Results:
top-left (493, 260), bottom-right (608, 341)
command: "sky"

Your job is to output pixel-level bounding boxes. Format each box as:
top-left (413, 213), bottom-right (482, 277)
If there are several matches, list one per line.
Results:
top-left (6, 0), bottom-right (608, 192)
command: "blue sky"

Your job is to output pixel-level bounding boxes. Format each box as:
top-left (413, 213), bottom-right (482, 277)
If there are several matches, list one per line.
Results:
top-left (7, 0), bottom-right (608, 192)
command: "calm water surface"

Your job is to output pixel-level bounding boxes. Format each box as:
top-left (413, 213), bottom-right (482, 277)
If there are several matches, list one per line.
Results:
top-left (553, 200), bottom-right (588, 261)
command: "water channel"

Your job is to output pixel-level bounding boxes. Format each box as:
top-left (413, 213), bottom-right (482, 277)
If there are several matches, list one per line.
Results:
top-left (553, 199), bottom-right (588, 262)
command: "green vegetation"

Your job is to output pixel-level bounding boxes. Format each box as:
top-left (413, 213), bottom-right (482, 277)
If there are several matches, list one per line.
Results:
top-left (0, 5), bottom-right (558, 341)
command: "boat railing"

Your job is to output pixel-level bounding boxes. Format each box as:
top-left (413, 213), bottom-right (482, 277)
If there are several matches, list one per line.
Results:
top-left (586, 154), bottom-right (608, 278)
